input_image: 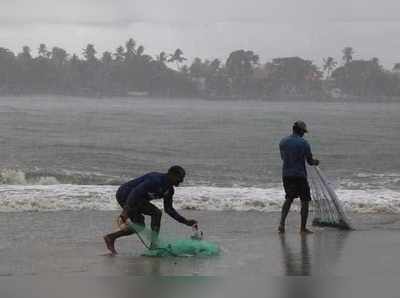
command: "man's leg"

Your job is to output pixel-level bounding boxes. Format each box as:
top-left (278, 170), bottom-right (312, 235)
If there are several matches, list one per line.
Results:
top-left (104, 190), bottom-right (134, 254)
top-left (300, 179), bottom-right (313, 234)
top-left (141, 202), bottom-right (162, 249)
top-left (103, 208), bottom-right (145, 254)
top-left (279, 197), bottom-right (294, 233)
top-left (104, 229), bottom-right (134, 255)
top-left (300, 200), bottom-right (312, 233)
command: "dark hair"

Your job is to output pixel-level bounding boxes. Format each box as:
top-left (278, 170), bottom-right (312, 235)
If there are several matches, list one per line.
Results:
top-left (168, 165), bottom-right (186, 177)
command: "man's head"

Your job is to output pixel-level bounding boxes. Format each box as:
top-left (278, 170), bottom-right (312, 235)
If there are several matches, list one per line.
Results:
top-left (167, 165), bottom-right (186, 186)
top-left (292, 121), bottom-right (308, 136)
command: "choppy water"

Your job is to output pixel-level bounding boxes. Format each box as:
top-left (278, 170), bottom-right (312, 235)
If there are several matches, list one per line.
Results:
top-left (0, 96), bottom-right (399, 213)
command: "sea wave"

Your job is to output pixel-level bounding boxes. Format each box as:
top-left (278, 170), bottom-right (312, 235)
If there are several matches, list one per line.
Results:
top-left (0, 184), bottom-right (399, 214)
top-left (0, 168), bottom-right (122, 186)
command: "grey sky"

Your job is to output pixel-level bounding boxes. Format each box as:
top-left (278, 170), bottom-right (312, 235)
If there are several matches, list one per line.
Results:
top-left (1, 0), bottom-right (400, 68)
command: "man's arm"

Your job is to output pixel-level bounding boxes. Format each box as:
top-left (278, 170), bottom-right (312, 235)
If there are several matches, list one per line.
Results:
top-left (163, 191), bottom-right (196, 226)
top-left (279, 140), bottom-right (284, 160)
top-left (305, 141), bottom-right (319, 166)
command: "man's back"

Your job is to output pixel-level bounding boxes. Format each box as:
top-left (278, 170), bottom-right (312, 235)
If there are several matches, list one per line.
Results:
top-left (118, 172), bottom-right (172, 201)
top-left (279, 134), bottom-right (312, 177)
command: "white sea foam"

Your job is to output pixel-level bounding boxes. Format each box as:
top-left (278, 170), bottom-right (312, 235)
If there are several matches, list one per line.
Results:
top-left (0, 184), bottom-right (399, 214)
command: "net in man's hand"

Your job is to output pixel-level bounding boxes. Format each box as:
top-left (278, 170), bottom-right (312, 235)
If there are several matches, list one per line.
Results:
top-left (309, 166), bottom-right (353, 230)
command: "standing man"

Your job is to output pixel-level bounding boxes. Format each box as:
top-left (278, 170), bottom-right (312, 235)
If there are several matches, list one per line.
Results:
top-left (278, 121), bottom-right (319, 234)
top-left (104, 165), bottom-right (197, 254)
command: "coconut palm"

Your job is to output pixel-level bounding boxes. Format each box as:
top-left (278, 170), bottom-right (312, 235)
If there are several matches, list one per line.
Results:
top-left (125, 38), bottom-right (136, 60)
top-left (342, 47), bottom-right (354, 64)
top-left (114, 46), bottom-right (125, 62)
top-left (38, 44), bottom-right (50, 58)
top-left (322, 57), bottom-right (337, 78)
top-left (82, 44), bottom-right (97, 62)
top-left (136, 45), bottom-right (144, 56)
top-left (168, 48), bottom-right (187, 69)
top-left (101, 51), bottom-right (113, 64)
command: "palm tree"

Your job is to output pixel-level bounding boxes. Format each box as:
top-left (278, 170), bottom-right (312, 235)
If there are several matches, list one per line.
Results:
top-left (156, 51), bottom-right (167, 64)
top-left (393, 63), bottom-right (400, 72)
top-left (342, 47), bottom-right (354, 64)
top-left (51, 47), bottom-right (68, 67)
top-left (125, 38), bottom-right (136, 60)
top-left (136, 45), bottom-right (144, 56)
top-left (38, 44), bottom-right (50, 58)
top-left (322, 57), bottom-right (337, 78)
top-left (82, 44), bottom-right (97, 62)
top-left (371, 57), bottom-right (379, 65)
top-left (114, 46), bottom-right (125, 62)
top-left (168, 48), bottom-right (187, 69)
top-left (101, 51), bottom-right (113, 64)
top-left (17, 46), bottom-right (32, 62)
top-left (209, 59), bottom-right (221, 75)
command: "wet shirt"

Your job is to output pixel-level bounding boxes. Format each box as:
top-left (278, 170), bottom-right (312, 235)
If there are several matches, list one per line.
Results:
top-left (279, 134), bottom-right (314, 178)
top-left (118, 172), bottom-right (187, 224)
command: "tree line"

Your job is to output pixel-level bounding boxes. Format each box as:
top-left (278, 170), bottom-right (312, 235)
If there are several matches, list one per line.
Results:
top-left (0, 40), bottom-right (399, 99)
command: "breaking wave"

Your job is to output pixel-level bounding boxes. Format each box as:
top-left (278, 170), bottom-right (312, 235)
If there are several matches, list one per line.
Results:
top-left (0, 168), bottom-right (122, 186)
top-left (0, 184), bottom-right (399, 214)
top-left (0, 168), bottom-right (399, 213)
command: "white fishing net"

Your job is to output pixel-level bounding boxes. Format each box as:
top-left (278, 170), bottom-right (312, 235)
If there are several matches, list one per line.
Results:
top-left (309, 166), bottom-right (353, 230)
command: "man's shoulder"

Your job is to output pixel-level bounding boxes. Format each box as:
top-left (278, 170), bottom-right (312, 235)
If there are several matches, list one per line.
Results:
top-left (280, 135), bottom-right (292, 145)
top-left (144, 172), bottom-right (166, 184)
top-left (280, 134), bottom-right (310, 147)
top-left (300, 137), bottom-right (310, 147)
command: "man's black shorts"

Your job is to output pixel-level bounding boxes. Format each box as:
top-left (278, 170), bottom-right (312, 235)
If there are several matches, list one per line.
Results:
top-left (116, 188), bottom-right (159, 225)
top-left (282, 176), bottom-right (311, 202)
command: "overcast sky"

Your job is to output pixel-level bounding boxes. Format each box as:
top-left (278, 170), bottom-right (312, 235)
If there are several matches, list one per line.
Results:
top-left (1, 0), bottom-right (400, 68)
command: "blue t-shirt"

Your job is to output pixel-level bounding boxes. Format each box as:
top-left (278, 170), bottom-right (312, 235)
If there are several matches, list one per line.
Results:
top-left (118, 172), bottom-right (173, 203)
top-left (117, 172), bottom-right (187, 224)
top-left (279, 134), bottom-right (314, 178)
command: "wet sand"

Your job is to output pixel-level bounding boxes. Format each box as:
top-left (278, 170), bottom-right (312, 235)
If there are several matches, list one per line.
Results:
top-left (1, 210), bottom-right (400, 297)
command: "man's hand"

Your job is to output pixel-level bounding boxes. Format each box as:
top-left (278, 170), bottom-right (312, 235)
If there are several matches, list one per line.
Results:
top-left (313, 159), bottom-right (320, 166)
top-left (185, 219), bottom-right (198, 227)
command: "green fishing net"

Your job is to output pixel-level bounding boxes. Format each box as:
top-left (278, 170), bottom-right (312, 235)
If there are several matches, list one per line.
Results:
top-left (128, 223), bottom-right (220, 257)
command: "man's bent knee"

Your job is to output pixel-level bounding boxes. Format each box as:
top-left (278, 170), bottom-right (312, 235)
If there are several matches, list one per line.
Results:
top-left (151, 209), bottom-right (162, 230)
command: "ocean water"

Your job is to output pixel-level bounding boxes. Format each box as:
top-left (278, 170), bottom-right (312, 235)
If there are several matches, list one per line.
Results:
top-left (0, 95), bottom-right (399, 213)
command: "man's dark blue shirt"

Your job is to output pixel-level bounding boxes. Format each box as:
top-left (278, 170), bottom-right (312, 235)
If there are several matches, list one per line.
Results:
top-left (118, 172), bottom-right (173, 203)
top-left (117, 172), bottom-right (187, 224)
top-left (279, 134), bottom-right (314, 178)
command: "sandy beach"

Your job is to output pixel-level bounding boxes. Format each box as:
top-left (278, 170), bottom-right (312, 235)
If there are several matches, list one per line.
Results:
top-left (1, 210), bottom-right (400, 276)
top-left (1, 210), bottom-right (400, 297)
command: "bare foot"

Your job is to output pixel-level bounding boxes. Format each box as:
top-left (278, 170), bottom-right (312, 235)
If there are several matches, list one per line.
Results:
top-left (104, 235), bottom-right (117, 255)
top-left (278, 225), bottom-right (285, 234)
top-left (300, 228), bottom-right (313, 234)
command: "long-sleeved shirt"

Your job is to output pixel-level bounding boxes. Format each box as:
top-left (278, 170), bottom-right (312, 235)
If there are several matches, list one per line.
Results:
top-left (279, 134), bottom-right (315, 178)
top-left (117, 172), bottom-right (188, 224)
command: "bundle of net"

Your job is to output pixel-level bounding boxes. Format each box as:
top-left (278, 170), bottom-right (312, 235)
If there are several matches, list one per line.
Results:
top-left (127, 222), bottom-right (220, 257)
